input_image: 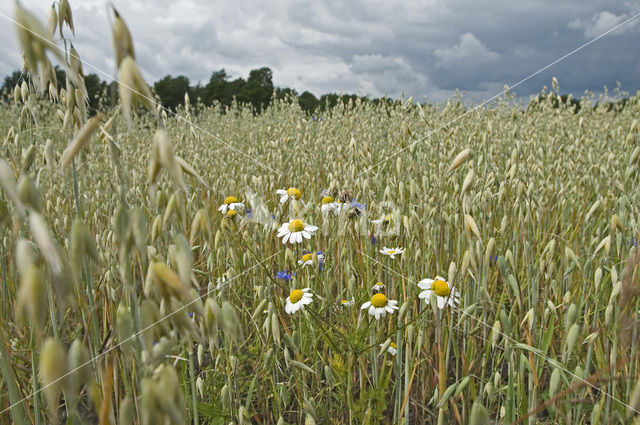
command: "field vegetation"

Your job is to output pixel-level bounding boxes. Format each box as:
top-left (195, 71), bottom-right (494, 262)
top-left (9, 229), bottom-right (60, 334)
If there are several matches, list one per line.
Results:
top-left (1, 2), bottom-right (640, 425)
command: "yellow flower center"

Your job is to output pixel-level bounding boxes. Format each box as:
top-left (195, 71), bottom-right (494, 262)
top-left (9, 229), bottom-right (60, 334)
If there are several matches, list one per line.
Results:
top-left (341, 299), bottom-right (348, 304)
top-left (286, 187), bottom-right (302, 200)
top-left (302, 253), bottom-right (313, 262)
top-left (390, 342), bottom-right (397, 349)
top-left (321, 196), bottom-right (334, 204)
top-left (432, 280), bottom-right (451, 297)
top-left (289, 289), bottom-right (304, 303)
top-left (226, 210), bottom-right (238, 218)
top-left (224, 196), bottom-right (239, 204)
top-left (371, 293), bottom-right (388, 308)
top-left (288, 219), bottom-right (305, 232)
top-left (387, 250), bottom-right (396, 255)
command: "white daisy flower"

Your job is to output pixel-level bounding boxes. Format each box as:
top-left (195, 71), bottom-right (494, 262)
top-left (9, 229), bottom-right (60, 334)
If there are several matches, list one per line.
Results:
top-left (285, 288), bottom-right (313, 314)
top-left (371, 282), bottom-right (385, 292)
top-left (320, 196), bottom-right (341, 215)
top-left (340, 298), bottom-right (354, 307)
top-left (417, 277), bottom-right (461, 309)
top-left (371, 215), bottom-right (391, 226)
top-left (380, 246), bottom-right (403, 259)
top-left (360, 293), bottom-right (398, 320)
top-left (276, 187), bottom-right (302, 204)
top-left (217, 196), bottom-right (245, 214)
top-left (276, 219), bottom-right (318, 244)
top-left (298, 251), bottom-right (324, 267)
top-left (380, 342), bottom-right (397, 356)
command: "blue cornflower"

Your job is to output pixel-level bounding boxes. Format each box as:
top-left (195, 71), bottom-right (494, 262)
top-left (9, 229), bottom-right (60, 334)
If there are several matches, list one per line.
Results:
top-left (350, 199), bottom-right (366, 210)
top-left (370, 233), bottom-right (377, 245)
top-left (276, 270), bottom-right (295, 281)
top-left (347, 199), bottom-right (366, 217)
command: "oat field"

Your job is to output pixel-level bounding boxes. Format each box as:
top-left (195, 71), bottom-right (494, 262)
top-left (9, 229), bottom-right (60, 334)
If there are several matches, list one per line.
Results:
top-left (1, 3), bottom-right (640, 425)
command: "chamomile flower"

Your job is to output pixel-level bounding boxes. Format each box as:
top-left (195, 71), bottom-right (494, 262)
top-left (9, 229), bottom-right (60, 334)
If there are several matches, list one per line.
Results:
top-left (276, 187), bottom-right (302, 204)
top-left (276, 219), bottom-right (318, 244)
top-left (380, 246), bottom-right (403, 259)
top-left (361, 293), bottom-right (398, 320)
top-left (285, 288), bottom-right (313, 314)
top-left (340, 299), bottom-right (354, 307)
top-left (380, 342), bottom-right (397, 356)
top-left (371, 215), bottom-right (392, 226)
top-left (320, 196), bottom-right (341, 215)
top-left (298, 251), bottom-right (324, 267)
top-left (217, 196), bottom-right (244, 214)
top-left (417, 277), bottom-right (461, 309)
top-left (371, 282), bottom-right (385, 292)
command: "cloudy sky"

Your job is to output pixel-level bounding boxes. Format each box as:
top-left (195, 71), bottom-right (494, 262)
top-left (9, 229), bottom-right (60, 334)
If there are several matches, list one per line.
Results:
top-left (1, 1), bottom-right (639, 103)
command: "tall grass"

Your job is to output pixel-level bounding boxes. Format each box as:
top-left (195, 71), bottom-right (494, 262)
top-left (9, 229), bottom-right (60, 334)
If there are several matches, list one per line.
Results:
top-left (1, 3), bottom-right (640, 425)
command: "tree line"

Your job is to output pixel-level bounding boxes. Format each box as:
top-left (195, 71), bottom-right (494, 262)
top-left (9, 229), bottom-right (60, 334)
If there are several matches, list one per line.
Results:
top-left (1, 66), bottom-right (397, 115)
top-left (2, 66), bottom-right (635, 115)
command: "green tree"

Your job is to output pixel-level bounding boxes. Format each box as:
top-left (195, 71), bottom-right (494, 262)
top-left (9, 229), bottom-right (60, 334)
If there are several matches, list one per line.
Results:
top-left (84, 73), bottom-right (107, 114)
top-left (1, 70), bottom-right (25, 100)
top-left (298, 91), bottom-right (318, 114)
top-left (202, 69), bottom-right (236, 108)
top-left (154, 75), bottom-right (191, 110)
top-left (237, 67), bottom-right (273, 112)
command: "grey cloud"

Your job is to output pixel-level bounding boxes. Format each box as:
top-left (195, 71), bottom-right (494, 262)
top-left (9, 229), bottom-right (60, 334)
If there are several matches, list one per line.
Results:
top-left (2, 0), bottom-right (640, 104)
top-left (434, 33), bottom-right (500, 68)
top-left (568, 9), bottom-right (640, 39)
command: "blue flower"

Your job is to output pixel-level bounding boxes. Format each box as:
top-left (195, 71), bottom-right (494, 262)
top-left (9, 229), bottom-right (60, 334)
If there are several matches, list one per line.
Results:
top-left (317, 251), bottom-right (325, 271)
top-left (245, 208), bottom-right (253, 219)
top-left (350, 199), bottom-right (366, 210)
top-left (188, 312), bottom-right (194, 318)
top-left (370, 233), bottom-right (377, 245)
top-left (276, 270), bottom-right (295, 281)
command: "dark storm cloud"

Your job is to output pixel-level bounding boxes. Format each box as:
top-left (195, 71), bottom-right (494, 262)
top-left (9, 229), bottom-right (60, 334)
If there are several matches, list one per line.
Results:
top-left (1, 0), bottom-right (640, 103)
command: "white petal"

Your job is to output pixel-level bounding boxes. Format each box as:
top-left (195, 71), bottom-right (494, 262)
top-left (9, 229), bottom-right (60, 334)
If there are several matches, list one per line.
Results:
top-left (361, 301), bottom-right (371, 310)
top-left (420, 290), bottom-right (433, 300)
top-left (374, 309), bottom-right (381, 320)
top-left (437, 297), bottom-right (446, 309)
top-left (302, 298), bottom-right (312, 305)
top-left (280, 195), bottom-right (288, 204)
top-left (285, 302), bottom-right (293, 314)
top-left (276, 189), bottom-right (286, 195)
top-left (302, 230), bottom-right (311, 239)
top-left (417, 279), bottom-right (431, 289)
top-left (282, 232), bottom-right (290, 244)
top-left (295, 232), bottom-right (303, 243)
top-left (369, 305), bottom-right (376, 316)
top-left (306, 225), bottom-right (318, 232)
